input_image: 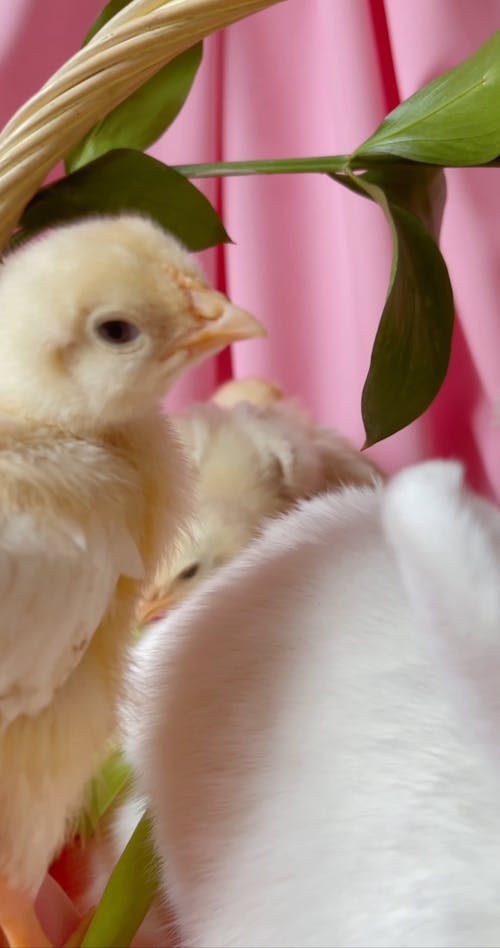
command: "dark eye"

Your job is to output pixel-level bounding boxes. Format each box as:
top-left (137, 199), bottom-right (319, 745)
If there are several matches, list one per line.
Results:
top-left (178, 563), bottom-right (199, 581)
top-left (95, 319), bottom-right (141, 345)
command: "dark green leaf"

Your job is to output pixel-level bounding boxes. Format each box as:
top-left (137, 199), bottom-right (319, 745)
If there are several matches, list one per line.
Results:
top-left (333, 167), bottom-right (454, 446)
top-left (12, 149), bottom-right (230, 252)
top-left (329, 164), bottom-right (446, 236)
top-left (82, 810), bottom-right (161, 948)
top-left (66, 44), bottom-right (203, 174)
top-left (359, 164), bottom-right (447, 238)
top-left (84, 0), bottom-right (138, 45)
top-left (354, 30), bottom-right (500, 165)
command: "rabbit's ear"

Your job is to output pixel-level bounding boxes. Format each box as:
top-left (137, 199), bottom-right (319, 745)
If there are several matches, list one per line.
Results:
top-left (382, 460), bottom-right (500, 750)
top-left (382, 461), bottom-right (500, 636)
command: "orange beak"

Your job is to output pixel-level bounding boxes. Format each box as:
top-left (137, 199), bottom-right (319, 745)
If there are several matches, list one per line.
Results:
top-left (183, 304), bottom-right (266, 360)
top-left (163, 279), bottom-right (266, 366)
top-left (138, 593), bottom-right (176, 625)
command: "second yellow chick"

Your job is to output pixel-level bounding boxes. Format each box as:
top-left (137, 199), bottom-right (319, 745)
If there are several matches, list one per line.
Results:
top-left (140, 384), bottom-right (384, 621)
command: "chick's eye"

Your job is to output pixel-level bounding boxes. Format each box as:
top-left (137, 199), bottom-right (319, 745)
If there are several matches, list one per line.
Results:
top-left (178, 563), bottom-right (199, 581)
top-left (95, 319), bottom-right (141, 345)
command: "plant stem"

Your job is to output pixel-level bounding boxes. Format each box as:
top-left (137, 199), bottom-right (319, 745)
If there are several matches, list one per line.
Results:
top-left (175, 155), bottom-right (351, 178)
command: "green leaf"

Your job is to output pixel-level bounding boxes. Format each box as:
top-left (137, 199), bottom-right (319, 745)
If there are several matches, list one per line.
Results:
top-left (83, 0), bottom-right (139, 45)
top-left (359, 164), bottom-right (447, 237)
top-left (336, 166), bottom-right (454, 446)
top-left (82, 810), bottom-right (161, 948)
top-left (354, 30), bottom-right (500, 165)
top-left (66, 44), bottom-right (203, 174)
top-left (75, 749), bottom-right (133, 843)
top-left (11, 149), bottom-right (230, 252)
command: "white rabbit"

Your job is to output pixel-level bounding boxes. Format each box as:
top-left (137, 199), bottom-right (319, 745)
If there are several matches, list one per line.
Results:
top-left (124, 461), bottom-right (500, 948)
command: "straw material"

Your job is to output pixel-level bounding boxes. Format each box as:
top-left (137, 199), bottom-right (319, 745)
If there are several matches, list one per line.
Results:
top-left (0, 0), bottom-right (284, 251)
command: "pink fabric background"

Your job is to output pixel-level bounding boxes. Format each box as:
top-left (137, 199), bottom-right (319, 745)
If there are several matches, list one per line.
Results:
top-left (1, 0), bottom-right (499, 496)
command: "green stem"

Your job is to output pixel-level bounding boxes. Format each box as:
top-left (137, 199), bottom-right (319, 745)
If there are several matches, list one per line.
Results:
top-left (176, 156), bottom-right (500, 180)
top-left (174, 155), bottom-right (351, 178)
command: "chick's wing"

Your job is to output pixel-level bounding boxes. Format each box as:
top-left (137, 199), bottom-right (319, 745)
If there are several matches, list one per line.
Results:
top-left (0, 440), bottom-right (144, 727)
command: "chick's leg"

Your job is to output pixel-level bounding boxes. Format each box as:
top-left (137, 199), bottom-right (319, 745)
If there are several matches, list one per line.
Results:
top-left (0, 876), bottom-right (51, 948)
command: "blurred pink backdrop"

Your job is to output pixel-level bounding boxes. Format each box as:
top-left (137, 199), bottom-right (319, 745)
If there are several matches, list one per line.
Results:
top-left (1, 0), bottom-right (499, 496)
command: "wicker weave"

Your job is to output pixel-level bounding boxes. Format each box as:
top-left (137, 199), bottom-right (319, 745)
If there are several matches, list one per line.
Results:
top-left (0, 0), bottom-right (284, 251)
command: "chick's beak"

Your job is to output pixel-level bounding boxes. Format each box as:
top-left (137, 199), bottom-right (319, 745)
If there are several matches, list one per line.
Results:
top-left (138, 593), bottom-right (176, 625)
top-left (164, 283), bottom-right (266, 364)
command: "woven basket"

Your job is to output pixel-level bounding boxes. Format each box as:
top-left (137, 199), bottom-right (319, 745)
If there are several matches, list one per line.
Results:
top-left (0, 0), bottom-right (284, 251)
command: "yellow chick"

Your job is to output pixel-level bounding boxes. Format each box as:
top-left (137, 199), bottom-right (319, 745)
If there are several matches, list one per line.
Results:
top-left (0, 213), bottom-right (264, 948)
top-left (140, 392), bottom-right (383, 622)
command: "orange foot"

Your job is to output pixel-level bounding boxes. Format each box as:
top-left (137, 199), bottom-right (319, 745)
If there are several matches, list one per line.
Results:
top-left (0, 870), bottom-right (94, 948)
top-left (0, 905), bottom-right (51, 947)
top-left (0, 905), bottom-right (92, 948)
top-left (0, 872), bottom-right (50, 946)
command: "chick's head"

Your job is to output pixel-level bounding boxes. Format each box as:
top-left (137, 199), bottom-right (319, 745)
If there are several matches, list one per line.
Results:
top-left (139, 401), bottom-right (294, 621)
top-left (0, 215), bottom-right (264, 430)
top-left (140, 499), bottom-right (266, 621)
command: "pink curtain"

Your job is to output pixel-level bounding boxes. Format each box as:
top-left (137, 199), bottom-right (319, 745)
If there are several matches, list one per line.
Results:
top-left (1, 0), bottom-right (499, 496)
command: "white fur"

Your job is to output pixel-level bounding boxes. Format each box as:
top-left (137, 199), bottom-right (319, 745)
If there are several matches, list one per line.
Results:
top-left (125, 461), bottom-right (500, 947)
